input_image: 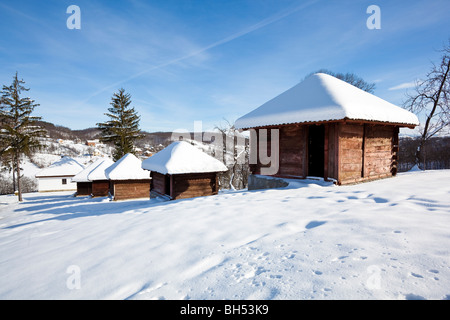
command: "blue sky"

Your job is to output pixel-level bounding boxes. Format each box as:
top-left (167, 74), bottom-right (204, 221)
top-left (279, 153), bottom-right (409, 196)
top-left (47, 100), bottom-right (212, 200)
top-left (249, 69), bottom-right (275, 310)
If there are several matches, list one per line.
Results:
top-left (1, 0), bottom-right (449, 132)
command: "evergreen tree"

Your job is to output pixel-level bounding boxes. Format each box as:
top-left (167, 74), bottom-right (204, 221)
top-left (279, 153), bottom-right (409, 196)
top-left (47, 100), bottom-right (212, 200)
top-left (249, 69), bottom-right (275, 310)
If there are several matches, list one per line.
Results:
top-left (0, 72), bottom-right (46, 201)
top-left (97, 88), bottom-right (144, 161)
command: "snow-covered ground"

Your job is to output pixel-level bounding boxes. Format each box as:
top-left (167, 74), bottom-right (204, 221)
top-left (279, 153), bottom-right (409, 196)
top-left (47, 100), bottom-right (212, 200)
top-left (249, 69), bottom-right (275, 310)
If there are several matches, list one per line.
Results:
top-left (0, 170), bottom-right (449, 300)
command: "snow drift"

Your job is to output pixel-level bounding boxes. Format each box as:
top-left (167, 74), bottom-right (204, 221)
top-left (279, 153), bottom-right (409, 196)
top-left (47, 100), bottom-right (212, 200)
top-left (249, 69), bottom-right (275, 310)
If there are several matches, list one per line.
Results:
top-left (0, 170), bottom-right (449, 300)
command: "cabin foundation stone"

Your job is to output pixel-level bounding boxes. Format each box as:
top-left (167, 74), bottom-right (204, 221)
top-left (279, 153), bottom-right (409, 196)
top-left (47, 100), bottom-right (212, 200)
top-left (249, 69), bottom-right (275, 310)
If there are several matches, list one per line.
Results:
top-left (248, 174), bottom-right (289, 191)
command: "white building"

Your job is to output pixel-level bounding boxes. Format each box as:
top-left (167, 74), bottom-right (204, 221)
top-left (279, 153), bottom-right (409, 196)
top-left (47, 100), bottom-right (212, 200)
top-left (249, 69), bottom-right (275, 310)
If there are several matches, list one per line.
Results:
top-left (35, 157), bottom-right (84, 192)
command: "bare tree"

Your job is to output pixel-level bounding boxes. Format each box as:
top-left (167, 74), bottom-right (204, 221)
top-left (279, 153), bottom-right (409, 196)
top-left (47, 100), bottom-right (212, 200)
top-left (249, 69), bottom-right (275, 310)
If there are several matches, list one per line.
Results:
top-left (214, 119), bottom-right (249, 190)
top-left (404, 40), bottom-right (450, 168)
top-left (305, 69), bottom-right (376, 93)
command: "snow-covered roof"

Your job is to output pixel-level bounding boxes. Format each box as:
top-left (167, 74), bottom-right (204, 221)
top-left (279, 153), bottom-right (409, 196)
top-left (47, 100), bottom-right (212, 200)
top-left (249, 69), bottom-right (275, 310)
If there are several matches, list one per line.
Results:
top-left (71, 158), bottom-right (104, 182)
top-left (105, 153), bottom-right (150, 180)
top-left (35, 157), bottom-right (84, 178)
top-left (234, 73), bottom-right (420, 129)
top-left (141, 141), bottom-right (228, 175)
top-left (87, 158), bottom-right (115, 181)
top-left (71, 158), bottom-right (114, 182)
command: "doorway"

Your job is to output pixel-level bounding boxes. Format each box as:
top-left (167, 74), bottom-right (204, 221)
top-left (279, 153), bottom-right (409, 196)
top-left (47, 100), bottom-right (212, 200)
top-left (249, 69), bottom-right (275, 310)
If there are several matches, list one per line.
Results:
top-left (308, 125), bottom-right (325, 177)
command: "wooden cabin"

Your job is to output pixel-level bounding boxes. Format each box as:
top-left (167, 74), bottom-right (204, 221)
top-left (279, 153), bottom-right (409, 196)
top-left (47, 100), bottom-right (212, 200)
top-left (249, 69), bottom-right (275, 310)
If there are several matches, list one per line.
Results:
top-left (105, 153), bottom-right (151, 200)
top-left (87, 158), bottom-right (114, 197)
top-left (71, 158), bottom-right (104, 196)
top-left (234, 73), bottom-right (419, 186)
top-left (35, 157), bottom-right (84, 192)
top-left (72, 158), bottom-right (114, 197)
top-left (141, 141), bottom-right (228, 200)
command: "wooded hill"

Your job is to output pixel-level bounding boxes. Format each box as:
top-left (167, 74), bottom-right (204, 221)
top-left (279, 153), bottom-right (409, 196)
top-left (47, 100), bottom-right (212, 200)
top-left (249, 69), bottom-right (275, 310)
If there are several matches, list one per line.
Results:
top-left (36, 121), bottom-right (174, 148)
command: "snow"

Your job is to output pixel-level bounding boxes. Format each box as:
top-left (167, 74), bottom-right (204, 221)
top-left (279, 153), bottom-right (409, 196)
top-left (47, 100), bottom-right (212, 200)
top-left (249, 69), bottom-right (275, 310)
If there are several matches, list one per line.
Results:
top-left (234, 73), bottom-right (420, 129)
top-left (0, 170), bottom-right (449, 300)
top-left (35, 156), bottom-right (84, 178)
top-left (71, 158), bottom-right (105, 183)
top-left (87, 158), bottom-right (115, 181)
top-left (409, 164), bottom-right (423, 172)
top-left (104, 153), bottom-right (150, 180)
top-left (71, 157), bottom-right (115, 182)
top-left (141, 141), bottom-right (228, 174)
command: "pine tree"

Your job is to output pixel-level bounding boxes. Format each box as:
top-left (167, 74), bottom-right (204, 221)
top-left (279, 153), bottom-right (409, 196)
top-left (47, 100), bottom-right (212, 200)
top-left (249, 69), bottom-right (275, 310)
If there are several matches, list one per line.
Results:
top-left (0, 72), bottom-right (46, 201)
top-left (97, 88), bottom-right (144, 161)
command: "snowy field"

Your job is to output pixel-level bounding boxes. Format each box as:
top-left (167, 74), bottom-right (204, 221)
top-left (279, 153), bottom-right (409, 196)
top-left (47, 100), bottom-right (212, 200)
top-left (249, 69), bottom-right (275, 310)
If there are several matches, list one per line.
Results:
top-left (0, 170), bottom-right (449, 300)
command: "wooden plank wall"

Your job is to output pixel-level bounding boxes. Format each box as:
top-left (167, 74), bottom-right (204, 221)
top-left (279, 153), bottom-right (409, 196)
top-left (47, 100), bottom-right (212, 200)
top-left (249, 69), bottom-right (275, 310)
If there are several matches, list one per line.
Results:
top-left (249, 122), bottom-right (398, 185)
top-left (76, 182), bottom-right (92, 196)
top-left (112, 179), bottom-right (151, 200)
top-left (338, 123), bottom-right (364, 183)
top-left (172, 173), bottom-right (218, 200)
top-left (338, 123), bottom-right (397, 184)
top-left (250, 125), bottom-right (306, 178)
top-left (327, 123), bottom-right (339, 181)
top-left (91, 180), bottom-right (110, 197)
top-left (363, 125), bottom-right (396, 179)
top-left (278, 125), bottom-right (305, 177)
top-left (151, 172), bottom-right (166, 195)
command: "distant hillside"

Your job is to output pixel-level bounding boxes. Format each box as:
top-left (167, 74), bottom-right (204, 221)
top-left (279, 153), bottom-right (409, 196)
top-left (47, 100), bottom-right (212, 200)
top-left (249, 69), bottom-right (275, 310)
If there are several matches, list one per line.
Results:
top-left (36, 121), bottom-right (175, 147)
top-left (36, 121), bottom-right (100, 141)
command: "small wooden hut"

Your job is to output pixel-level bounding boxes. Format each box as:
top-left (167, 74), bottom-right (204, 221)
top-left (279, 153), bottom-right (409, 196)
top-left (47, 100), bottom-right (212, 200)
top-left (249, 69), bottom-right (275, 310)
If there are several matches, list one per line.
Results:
top-left (105, 153), bottom-right (151, 200)
top-left (71, 158), bottom-right (103, 196)
top-left (141, 141), bottom-right (228, 200)
top-left (234, 73), bottom-right (419, 186)
top-left (87, 158), bottom-right (115, 197)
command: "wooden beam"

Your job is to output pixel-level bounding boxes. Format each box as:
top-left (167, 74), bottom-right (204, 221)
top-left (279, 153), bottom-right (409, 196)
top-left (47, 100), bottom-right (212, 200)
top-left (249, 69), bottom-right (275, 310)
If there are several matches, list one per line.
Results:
top-left (361, 124), bottom-right (366, 178)
top-left (303, 125), bottom-right (308, 178)
top-left (324, 124), bottom-right (329, 181)
top-left (239, 118), bottom-right (417, 131)
top-left (336, 123), bottom-right (341, 184)
top-left (169, 174), bottom-right (174, 199)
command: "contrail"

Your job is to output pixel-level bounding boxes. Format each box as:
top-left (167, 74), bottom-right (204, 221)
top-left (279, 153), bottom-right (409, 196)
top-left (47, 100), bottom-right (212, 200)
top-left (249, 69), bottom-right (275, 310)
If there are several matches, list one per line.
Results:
top-left (83, 0), bottom-right (317, 102)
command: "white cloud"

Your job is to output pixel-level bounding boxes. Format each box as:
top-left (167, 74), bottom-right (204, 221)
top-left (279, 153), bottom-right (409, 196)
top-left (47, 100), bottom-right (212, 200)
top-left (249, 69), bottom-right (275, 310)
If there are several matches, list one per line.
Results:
top-left (388, 82), bottom-right (416, 91)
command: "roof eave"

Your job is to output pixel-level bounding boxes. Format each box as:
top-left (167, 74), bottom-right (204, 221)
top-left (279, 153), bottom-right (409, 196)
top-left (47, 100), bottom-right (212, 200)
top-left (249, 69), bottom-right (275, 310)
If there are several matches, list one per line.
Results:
top-left (236, 118), bottom-right (419, 130)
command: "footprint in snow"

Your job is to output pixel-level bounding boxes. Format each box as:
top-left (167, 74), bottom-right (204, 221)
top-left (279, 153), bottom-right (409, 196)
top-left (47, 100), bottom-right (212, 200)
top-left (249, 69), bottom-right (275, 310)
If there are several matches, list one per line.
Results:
top-left (305, 220), bottom-right (326, 230)
top-left (410, 272), bottom-right (424, 278)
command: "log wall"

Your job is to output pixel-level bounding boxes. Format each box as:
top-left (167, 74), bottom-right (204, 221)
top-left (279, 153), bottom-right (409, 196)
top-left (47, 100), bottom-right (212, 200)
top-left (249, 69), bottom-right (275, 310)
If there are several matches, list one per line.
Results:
top-left (338, 123), bottom-right (364, 183)
top-left (363, 125), bottom-right (397, 179)
top-left (91, 180), bottom-right (110, 197)
top-left (111, 179), bottom-right (151, 200)
top-left (76, 182), bottom-right (92, 196)
top-left (337, 123), bottom-right (397, 184)
top-left (172, 173), bottom-right (218, 200)
top-left (249, 121), bottom-right (399, 185)
top-left (151, 172), bottom-right (167, 196)
top-left (278, 125), bottom-right (306, 177)
top-left (250, 125), bottom-right (307, 178)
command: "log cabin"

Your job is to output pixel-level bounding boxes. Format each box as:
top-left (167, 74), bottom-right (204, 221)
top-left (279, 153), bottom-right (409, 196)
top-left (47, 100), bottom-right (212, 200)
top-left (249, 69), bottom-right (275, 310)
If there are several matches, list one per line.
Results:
top-left (105, 153), bottom-right (151, 200)
top-left (234, 73), bottom-right (420, 186)
top-left (141, 141), bottom-right (228, 200)
top-left (71, 158), bottom-right (101, 196)
top-left (87, 158), bottom-right (114, 197)
top-left (71, 157), bottom-right (114, 197)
